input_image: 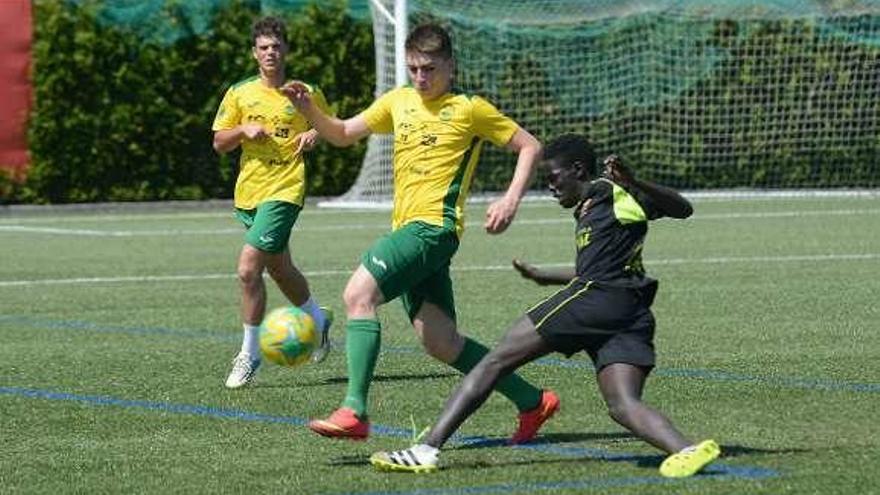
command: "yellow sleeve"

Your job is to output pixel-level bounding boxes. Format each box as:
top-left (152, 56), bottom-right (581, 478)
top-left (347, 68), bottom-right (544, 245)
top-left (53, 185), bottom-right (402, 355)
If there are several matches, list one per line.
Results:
top-left (360, 90), bottom-right (395, 134)
top-left (212, 86), bottom-right (241, 131)
top-left (470, 96), bottom-right (518, 147)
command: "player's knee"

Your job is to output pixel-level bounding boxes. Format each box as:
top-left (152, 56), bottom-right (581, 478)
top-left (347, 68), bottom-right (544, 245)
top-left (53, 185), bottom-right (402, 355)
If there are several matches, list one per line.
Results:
top-left (343, 284), bottom-right (375, 315)
top-left (237, 264), bottom-right (262, 287)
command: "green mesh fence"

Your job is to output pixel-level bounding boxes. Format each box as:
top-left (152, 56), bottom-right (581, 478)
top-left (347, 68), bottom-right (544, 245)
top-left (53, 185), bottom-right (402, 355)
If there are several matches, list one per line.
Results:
top-left (67, 0), bottom-right (371, 44)
top-left (60, 0), bottom-right (880, 198)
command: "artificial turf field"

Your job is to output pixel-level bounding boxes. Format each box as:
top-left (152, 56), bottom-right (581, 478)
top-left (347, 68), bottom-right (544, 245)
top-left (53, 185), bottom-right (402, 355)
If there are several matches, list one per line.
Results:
top-left (1, 195), bottom-right (878, 494)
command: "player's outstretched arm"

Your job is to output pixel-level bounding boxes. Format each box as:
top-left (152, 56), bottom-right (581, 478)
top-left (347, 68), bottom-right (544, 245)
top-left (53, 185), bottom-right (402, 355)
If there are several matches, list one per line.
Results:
top-left (603, 155), bottom-right (693, 219)
top-left (513, 259), bottom-right (575, 286)
top-left (280, 81), bottom-right (371, 147)
top-left (485, 128), bottom-right (542, 234)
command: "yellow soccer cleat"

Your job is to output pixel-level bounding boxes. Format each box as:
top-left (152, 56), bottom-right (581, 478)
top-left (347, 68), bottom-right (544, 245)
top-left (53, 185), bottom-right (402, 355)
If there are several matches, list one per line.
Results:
top-left (370, 448), bottom-right (439, 474)
top-left (659, 439), bottom-right (721, 478)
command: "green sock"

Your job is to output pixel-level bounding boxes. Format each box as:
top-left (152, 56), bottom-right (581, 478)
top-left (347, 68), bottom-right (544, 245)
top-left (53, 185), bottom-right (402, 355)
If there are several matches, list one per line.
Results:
top-left (450, 337), bottom-right (542, 412)
top-left (341, 318), bottom-right (381, 418)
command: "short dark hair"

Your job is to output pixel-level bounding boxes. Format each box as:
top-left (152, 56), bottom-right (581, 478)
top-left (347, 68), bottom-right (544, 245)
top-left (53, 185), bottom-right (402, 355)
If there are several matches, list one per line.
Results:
top-left (405, 24), bottom-right (453, 60)
top-left (544, 134), bottom-right (597, 176)
top-left (251, 16), bottom-right (287, 45)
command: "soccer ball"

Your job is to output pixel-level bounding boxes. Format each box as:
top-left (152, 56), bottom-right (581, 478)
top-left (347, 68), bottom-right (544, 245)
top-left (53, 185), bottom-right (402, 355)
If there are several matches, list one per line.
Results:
top-left (259, 306), bottom-right (317, 367)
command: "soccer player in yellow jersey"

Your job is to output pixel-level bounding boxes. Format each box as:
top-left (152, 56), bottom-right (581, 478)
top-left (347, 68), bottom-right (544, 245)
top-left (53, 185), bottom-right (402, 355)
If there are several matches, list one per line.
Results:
top-left (281, 24), bottom-right (559, 441)
top-left (212, 16), bottom-right (334, 389)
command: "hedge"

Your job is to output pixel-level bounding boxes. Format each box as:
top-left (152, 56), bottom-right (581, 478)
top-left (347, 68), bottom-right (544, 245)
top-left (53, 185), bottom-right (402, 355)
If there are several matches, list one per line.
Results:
top-left (20, 0), bottom-right (373, 204)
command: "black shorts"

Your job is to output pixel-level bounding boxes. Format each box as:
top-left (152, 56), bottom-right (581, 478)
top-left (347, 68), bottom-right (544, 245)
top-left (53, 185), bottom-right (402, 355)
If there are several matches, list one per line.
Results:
top-left (526, 278), bottom-right (658, 370)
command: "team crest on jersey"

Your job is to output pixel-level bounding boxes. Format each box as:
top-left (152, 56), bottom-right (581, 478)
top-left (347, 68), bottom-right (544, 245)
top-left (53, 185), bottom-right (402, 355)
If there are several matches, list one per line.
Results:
top-left (576, 226), bottom-right (591, 249)
top-left (439, 106), bottom-right (454, 121)
top-left (285, 105), bottom-right (296, 115)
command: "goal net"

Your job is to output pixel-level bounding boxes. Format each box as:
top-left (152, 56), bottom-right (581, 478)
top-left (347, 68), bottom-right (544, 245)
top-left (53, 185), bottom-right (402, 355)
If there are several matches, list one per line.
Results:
top-left (326, 0), bottom-right (880, 206)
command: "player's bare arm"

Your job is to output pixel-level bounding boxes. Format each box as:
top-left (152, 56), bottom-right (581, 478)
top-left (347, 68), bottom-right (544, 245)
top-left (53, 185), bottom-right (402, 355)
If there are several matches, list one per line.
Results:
top-left (280, 81), bottom-right (370, 147)
top-left (484, 127), bottom-right (542, 234)
top-left (604, 154), bottom-right (693, 219)
top-left (213, 124), bottom-right (269, 154)
top-left (512, 259), bottom-right (575, 286)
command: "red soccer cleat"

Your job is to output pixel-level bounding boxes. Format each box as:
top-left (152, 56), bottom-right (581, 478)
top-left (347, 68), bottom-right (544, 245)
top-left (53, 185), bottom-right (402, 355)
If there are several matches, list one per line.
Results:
top-left (308, 407), bottom-right (370, 440)
top-left (510, 390), bottom-right (560, 444)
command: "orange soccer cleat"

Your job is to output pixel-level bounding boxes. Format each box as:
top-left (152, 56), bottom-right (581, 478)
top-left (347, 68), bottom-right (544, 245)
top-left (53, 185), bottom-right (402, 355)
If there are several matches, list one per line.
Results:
top-left (308, 407), bottom-right (370, 440)
top-left (510, 389), bottom-right (560, 444)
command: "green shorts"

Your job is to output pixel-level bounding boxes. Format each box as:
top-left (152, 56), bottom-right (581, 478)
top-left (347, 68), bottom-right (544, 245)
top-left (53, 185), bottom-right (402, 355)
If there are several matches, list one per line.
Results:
top-left (361, 221), bottom-right (460, 323)
top-left (235, 201), bottom-right (302, 254)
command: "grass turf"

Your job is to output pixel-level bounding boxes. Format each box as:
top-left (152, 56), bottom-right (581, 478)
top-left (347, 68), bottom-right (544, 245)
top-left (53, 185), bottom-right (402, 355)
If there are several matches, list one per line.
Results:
top-left (1, 196), bottom-right (878, 494)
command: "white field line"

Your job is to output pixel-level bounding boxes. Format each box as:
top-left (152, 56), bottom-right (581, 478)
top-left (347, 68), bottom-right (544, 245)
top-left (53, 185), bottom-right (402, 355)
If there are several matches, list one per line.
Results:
top-left (1, 253), bottom-right (877, 287)
top-left (2, 192), bottom-right (878, 224)
top-left (1, 208), bottom-right (878, 237)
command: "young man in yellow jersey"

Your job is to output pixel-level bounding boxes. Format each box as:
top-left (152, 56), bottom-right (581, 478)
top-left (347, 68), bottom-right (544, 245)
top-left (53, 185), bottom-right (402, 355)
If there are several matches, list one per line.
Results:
top-left (281, 24), bottom-right (559, 441)
top-left (212, 16), bottom-right (333, 389)
top-left (370, 135), bottom-right (720, 476)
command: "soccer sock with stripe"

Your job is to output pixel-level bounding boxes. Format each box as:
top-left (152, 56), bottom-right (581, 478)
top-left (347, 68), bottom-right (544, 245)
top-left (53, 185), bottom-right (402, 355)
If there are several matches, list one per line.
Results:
top-left (341, 318), bottom-right (381, 418)
top-left (450, 337), bottom-right (542, 412)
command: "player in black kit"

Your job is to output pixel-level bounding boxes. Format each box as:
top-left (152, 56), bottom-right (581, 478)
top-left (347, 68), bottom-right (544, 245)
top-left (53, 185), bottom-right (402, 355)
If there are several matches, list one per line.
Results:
top-left (370, 134), bottom-right (720, 477)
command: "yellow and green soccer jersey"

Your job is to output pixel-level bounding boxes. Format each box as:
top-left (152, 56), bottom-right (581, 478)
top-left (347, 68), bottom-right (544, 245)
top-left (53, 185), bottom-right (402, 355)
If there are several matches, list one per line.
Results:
top-left (212, 77), bottom-right (331, 209)
top-left (361, 87), bottom-right (519, 237)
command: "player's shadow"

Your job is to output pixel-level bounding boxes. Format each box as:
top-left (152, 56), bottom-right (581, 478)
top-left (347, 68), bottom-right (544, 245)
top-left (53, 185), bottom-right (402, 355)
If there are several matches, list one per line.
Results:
top-left (323, 371), bottom-right (458, 384)
top-left (253, 371), bottom-right (458, 389)
top-left (453, 431), bottom-right (638, 450)
top-left (327, 454), bottom-right (374, 467)
top-left (436, 443), bottom-right (807, 473)
top-left (326, 442), bottom-right (808, 472)
top-left (713, 444), bottom-right (809, 458)
top-left (626, 443), bottom-right (809, 470)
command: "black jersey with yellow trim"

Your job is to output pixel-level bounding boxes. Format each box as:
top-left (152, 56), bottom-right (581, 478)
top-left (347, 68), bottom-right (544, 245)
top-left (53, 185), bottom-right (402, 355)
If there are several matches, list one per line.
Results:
top-left (573, 178), bottom-right (663, 287)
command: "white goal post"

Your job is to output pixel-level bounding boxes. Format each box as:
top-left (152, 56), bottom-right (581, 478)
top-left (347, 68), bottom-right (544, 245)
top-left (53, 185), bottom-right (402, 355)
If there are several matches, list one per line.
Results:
top-left (317, 0), bottom-right (407, 208)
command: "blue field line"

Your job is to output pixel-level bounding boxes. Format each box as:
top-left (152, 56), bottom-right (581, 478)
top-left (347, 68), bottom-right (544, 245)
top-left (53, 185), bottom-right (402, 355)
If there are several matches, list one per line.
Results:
top-left (0, 315), bottom-right (237, 341)
top-left (0, 385), bottom-right (777, 494)
top-left (3, 314), bottom-right (878, 395)
top-left (535, 354), bottom-right (880, 394)
top-left (0, 386), bottom-right (409, 438)
top-left (384, 345), bottom-right (880, 394)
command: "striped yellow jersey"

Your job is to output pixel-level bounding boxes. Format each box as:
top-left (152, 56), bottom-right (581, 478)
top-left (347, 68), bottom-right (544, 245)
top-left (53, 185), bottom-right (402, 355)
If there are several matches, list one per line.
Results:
top-left (361, 87), bottom-right (518, 237)
top-left (212, 77), bottom-right (330, 209)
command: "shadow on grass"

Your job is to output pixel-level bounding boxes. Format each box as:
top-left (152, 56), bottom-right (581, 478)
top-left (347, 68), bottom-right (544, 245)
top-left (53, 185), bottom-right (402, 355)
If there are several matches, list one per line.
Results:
top-left (327, 454), bottom-right (372, 467)
top-left (453, 431), bottom-right (638, 450)
top-left (718, 443), bottom-right (809, 458)
top-left (251, 371), bottom-right (458, 389)
top-left (324, 442), bottom-right (803, 473)
top-left (323, 371), bottom-right (458, 384)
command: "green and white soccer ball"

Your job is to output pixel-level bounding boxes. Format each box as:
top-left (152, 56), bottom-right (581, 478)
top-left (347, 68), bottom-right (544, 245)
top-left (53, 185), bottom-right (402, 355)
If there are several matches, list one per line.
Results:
top-left (259, 306), bottom-right (317, 367)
